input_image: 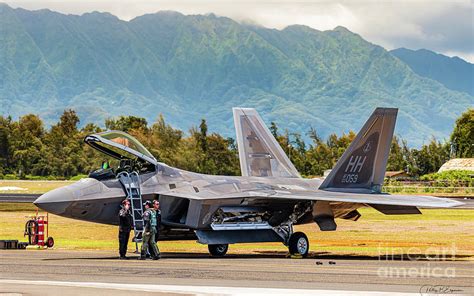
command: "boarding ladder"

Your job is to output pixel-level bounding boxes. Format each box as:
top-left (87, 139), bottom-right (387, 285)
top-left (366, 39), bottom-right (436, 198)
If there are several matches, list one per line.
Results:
top-left (118, 171), bottom-right (144, 251)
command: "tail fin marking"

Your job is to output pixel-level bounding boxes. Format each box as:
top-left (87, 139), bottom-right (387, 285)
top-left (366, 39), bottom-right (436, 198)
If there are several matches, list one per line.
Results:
top-left (319, 108), bottom-right (397, 192)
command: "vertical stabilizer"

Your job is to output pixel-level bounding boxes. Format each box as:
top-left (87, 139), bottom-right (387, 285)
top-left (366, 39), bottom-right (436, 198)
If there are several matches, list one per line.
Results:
top-left (233, 108), bottom-right (301, 178)
top-left (319, 108), bottom-right (398, 192)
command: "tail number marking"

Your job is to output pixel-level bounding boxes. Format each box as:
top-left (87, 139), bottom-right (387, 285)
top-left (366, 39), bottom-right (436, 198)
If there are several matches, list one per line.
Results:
top-left (341, 155), bottom-right (366, 184)
top-left (345, 155), bottom-right (366, 173)
top-left (341, 174), bottom-right (358, 183)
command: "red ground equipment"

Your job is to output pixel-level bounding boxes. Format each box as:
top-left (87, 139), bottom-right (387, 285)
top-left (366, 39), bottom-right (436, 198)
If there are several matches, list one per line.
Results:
top-left (24, 209), bottom-right (54, 248)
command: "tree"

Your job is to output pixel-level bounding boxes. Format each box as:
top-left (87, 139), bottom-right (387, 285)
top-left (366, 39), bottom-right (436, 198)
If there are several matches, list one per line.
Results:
top-left (307, 127), bottom-right (322, 145)
top-left (204, 133), bottom-right (240, 175)
top-left (198, 119), bottom-right (208, 153)
top-left (387, 136), bottom-right (406, 171)
top-left (58, 110), bottom-right (80, 135)
top-left (0, 116), bottom-right (12, 175)
top-left (43, 110), bottom-right (82, 177)
top-left (409, 138), bottom-right (449, 176)
top-left (9, 114), bottom-right (45, 177)
top-left (450, 108), bottom-right (473, 158)
top-left (148, 114), bottom-right (183, 165)
top-left (305, 134), bottom-right (332, 176)
top-left (269, 122), bottom-right (278, 138)
top-left (105, 116), bottom-right (148, 132)
top-left (80, 123), bottom-right (104, 174)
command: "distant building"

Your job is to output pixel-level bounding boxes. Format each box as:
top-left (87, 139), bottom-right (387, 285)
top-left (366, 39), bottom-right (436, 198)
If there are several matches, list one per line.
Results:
top-left (384, 171), bottom-right (410, 180)
top-left (438, 158), bottom-right (474, 172)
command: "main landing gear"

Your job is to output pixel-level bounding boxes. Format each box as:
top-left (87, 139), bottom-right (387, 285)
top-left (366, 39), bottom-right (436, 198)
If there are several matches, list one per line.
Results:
top-left (208, 244), bottom-right (229, 257)
top-left (275, 221), bottom-right (310, 258)
top-left (288, 231), bottom-right (309, 257)
top-left (205, 222), bottom-right (309, 258)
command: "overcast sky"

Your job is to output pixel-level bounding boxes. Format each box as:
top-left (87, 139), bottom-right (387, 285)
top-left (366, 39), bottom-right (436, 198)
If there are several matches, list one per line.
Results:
top-left (5, 0), bottom-right (474, 62)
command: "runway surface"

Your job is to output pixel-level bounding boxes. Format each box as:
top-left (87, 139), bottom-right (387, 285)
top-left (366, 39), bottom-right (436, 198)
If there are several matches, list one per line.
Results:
top-left (0, 193), bottom-right (40, 203)
top-left (0, 250), bottom-right (472, 295)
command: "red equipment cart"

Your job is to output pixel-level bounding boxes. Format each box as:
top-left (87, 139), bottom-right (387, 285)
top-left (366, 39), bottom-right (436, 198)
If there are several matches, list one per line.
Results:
top-left (24, 209), bottom-right (54, 248)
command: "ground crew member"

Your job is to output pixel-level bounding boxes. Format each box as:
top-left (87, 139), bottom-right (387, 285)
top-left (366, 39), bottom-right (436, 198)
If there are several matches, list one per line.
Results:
top-left (139, 201), bottom-right (159, 260)
top-left (118, 199), bottom-right (132, 259)
top-left (153, 200), bottom-right (161, 258)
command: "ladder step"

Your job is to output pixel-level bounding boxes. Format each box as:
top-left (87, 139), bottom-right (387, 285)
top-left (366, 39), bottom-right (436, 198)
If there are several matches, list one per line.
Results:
top-left (118, 171), bottom-right (145, 247)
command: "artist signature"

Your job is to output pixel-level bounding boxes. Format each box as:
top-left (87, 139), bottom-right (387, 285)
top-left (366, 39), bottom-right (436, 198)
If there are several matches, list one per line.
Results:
top-left (420, 285), bottom-right (464, 295)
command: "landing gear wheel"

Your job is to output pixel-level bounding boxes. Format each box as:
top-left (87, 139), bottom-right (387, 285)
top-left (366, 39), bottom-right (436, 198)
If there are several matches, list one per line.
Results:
top-left (208, 244), bottom-right (228, 257)
top-left (288, 232), bottom-right (309, 258)
top-left (46, 236), bottom-right (54, 248)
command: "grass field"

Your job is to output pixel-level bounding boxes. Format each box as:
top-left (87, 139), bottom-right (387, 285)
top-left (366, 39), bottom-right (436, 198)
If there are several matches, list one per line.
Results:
top-left (0, 180), bottom-right (73, 194)
top-left (1, 203), bottom-right (473, 259)
top-left (384, 186), bottom-right (473, 196)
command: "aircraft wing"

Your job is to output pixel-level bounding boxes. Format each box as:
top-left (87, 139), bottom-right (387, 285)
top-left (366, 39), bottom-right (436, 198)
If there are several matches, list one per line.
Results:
top-left (158, 187), bottom-right (463, 208)
top-left (257, 190), bottom-right (463, 208)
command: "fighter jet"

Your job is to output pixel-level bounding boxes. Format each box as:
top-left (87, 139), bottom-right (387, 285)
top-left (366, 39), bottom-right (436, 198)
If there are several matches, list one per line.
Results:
top-left (34, 107), bottom-right (462, 257)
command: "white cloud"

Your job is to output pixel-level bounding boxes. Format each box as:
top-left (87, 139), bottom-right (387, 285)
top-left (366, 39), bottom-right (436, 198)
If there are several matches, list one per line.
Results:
top-left (5, 0), bottom-right (474, 62)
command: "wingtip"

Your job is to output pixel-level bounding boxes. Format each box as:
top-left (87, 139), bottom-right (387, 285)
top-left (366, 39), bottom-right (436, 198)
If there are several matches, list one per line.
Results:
top-left (422, 197), bottom-right (465, 208)
top-left (446, 199), bottom-right (465, 208)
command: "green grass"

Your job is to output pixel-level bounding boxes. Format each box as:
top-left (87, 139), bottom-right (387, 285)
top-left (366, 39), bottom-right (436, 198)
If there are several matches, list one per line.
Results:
top-left (0, 180), bottom-right (74, 194)
top-left (1, 203), bottom-right (473, 259)
top-left (384, 186), bottom-right (473, 196)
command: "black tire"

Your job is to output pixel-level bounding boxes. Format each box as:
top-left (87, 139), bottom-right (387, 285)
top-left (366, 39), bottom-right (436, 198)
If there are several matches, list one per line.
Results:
top-left (208, 244), bottom-right (228, 257)
top-left (288, 232), bottom-right (309, 257)
top-left (46, 237), bottom-right (54, 248)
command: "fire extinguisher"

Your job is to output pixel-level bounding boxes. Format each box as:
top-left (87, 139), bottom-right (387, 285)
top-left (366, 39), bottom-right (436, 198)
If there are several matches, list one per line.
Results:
top-left (24, 219), bottom-right (38, 245)
top-left (37, 216), bottom-right (45, 246)
top-left (24, 214), bottom-right (54, 248)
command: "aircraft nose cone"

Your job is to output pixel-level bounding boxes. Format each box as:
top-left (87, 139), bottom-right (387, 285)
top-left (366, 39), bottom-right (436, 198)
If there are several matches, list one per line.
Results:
top-left (34, 187), bottom-right (74, 215)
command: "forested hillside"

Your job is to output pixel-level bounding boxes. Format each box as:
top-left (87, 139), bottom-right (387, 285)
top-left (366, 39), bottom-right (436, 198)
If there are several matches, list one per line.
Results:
top-left (0, 3), bottom-right (472, 146)
top-left (391, 48), bottom-right (474, 96)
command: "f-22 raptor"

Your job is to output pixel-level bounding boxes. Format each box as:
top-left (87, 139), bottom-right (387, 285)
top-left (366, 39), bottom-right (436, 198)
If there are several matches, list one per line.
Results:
top-left (34, 108), bottom-right (462, 257)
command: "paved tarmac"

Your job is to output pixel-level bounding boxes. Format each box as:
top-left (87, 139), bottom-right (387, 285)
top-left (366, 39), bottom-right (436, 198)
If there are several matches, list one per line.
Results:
top-left (0, 193), bottom-right (40, 203)
top-left (0, 250), bottom-right (472, 295)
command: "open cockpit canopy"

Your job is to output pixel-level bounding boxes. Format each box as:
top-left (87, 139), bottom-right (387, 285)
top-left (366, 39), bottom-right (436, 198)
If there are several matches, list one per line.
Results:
top-left (84, 131), bottom-right (157, 166)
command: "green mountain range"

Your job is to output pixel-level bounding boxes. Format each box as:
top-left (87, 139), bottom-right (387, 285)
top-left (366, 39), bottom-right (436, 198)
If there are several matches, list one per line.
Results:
top-left (391, 48), bottom-right (474, 96)
top-left (1, 3), bottom-right (472, 146)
